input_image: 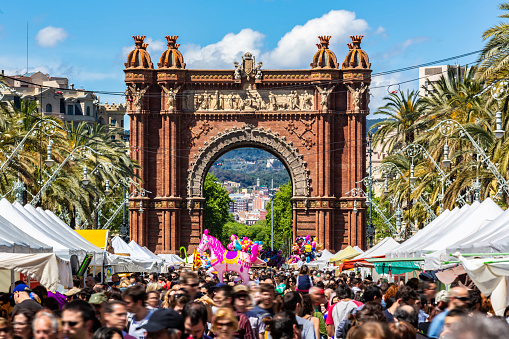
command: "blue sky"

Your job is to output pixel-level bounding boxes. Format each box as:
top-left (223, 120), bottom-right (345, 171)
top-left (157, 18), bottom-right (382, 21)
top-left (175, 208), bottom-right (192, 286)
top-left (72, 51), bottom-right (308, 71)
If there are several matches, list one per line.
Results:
top-left (0, 0), bottom-right (501, 123)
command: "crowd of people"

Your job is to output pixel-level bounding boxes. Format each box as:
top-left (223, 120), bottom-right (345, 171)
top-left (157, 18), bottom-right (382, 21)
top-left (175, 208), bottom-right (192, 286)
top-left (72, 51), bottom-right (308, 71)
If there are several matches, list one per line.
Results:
top-left (0, 264), bottom-right (508, 339)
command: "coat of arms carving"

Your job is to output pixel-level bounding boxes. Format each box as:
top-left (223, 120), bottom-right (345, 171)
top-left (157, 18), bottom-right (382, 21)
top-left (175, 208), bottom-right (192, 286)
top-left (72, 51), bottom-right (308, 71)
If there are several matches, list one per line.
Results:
top-left (233, 52), bottom-right (263, 80)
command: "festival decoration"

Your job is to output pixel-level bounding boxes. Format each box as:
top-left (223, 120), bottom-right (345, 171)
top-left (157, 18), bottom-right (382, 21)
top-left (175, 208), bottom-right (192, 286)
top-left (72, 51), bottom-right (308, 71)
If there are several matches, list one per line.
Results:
top-left (227, 234), bottom-right (263, 254)
top-left (192, 248), bottom-right (201, 270)
top-left (287, 235), bottom-right (323, 264)
top-left (261, 249), bottom-right (285, 267)
top-left (198, 229), bottom-right (259, 284)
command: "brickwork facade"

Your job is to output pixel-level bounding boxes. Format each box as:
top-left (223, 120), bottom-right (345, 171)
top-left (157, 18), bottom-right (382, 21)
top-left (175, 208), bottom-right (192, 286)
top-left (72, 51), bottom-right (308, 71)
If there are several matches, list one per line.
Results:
top-left (125, 35), bottom-right (371, 253)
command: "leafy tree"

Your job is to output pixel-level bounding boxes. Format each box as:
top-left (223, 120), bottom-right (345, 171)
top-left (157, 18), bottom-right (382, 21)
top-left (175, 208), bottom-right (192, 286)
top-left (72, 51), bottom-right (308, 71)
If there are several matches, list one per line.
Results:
top-left (204, 173), bottom-right (233, 240)
top-left (221, 219), bottom-right (271, 247)
top-left (370, 90), bottom-right (425, 153)
top-left (478, 3), bottom-right (509, 82)
top-left (265, 182), bottom-right (293, 250)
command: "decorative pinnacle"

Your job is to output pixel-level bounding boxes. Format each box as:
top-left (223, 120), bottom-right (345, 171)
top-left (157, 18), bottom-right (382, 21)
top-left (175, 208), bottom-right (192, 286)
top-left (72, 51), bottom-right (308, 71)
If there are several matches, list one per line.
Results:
top-left (347, 43), bottom-right (353, 51)
top-left (318, 35), bottom-right (331, 49)
top-left (350, 35), bottom-right (364, 49)
top-left (165, 35), bottom-right (180, 49)
top-left (133, 35), bottom-right (146, 48)
top-left (142, 43), bottom-right (149, 50)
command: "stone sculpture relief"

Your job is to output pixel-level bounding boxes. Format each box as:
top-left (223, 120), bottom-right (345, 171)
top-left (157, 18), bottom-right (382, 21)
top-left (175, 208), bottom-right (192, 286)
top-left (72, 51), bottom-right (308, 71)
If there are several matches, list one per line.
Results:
top-left (182, 89), bottom-right (315, 111)
top-left (347, 83), bottom-right (368, 112)
top-left (126, 84), bottom-right (149, 109)
top-left (161, 85), bottom-right (181, 110)
top-left (316, 85), bottom-right (335, 111)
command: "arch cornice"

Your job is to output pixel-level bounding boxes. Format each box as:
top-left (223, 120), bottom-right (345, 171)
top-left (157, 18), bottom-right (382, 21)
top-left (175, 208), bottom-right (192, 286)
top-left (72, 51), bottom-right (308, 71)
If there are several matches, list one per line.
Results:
top-left (186, 124), bottom-right (311, 201)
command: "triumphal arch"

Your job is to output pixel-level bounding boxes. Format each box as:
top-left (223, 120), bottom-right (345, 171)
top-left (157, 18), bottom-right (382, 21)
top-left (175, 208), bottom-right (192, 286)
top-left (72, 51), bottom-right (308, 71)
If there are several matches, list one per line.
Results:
top-left (124, 34), bottom-right (371, 253)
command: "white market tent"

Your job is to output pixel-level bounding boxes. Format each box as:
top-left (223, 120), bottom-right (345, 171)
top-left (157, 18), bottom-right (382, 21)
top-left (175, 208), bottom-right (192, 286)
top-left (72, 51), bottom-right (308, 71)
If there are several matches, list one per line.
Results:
top-left (447, 207), bottom-right (509, 255)
top-left (129, 241), bottom-right (163, 263)
top-left (0, 215), bottom-right (52, 253)
top-left (388, 206), bottom-right (468, 258)
top-left (111, 236), bottom-right (161, 272)
top-left (354, 237), bottom-right (400, 260)
top-left (0, 199), bottom-right (74, 290)
top-left (353, 246), bottom-right (364, 254)
top-left (158, 254), bottom-right (185, 265)
top-left (0, 199), bottom-right (75, 257)
top-left (307, 250), bottom-right (335, 268)
top-left (388, 208), bottom-right (453, 258)
top-left (423, 199), bottom-right (503, 270)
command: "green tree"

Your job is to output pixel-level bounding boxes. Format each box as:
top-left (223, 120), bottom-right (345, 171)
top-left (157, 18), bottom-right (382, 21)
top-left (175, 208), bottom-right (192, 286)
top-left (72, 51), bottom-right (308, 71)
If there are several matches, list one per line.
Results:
top-left (478, 3), bottom-right (509, 82)
top-left (204, 173), bottom-right (233, 240)
top-left (265, 182), bottom-right (293, 250)
top-left (370, 90), bottom-right (424, 153)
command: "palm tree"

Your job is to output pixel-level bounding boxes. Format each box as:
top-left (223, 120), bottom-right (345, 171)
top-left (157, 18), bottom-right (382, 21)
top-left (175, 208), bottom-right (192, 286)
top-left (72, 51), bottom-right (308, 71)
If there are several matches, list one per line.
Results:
top-left (478, 3), bottom-right (509, 83)
top-left (370, 90), bottom-right (424, 153)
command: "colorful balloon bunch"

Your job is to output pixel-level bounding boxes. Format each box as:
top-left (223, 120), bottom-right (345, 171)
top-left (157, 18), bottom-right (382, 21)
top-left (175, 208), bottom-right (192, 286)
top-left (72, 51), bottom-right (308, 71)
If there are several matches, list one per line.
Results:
top-left (261, 249), bottom-right (285, 267)
top-left (227, 234), bottom-right (263, 254)
top-left (287, 235), bottom-right (323, 264)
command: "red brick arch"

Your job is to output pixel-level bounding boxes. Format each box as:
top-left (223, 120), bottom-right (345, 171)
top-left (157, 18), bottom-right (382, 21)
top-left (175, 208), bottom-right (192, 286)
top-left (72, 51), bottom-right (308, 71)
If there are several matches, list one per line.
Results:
top-left (125, 38), bottom-right (371, 254)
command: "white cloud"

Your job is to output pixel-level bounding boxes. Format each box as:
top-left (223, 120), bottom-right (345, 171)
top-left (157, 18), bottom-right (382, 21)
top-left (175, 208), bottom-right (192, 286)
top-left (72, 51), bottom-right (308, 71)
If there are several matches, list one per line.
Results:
top-left (368, 74), bottom-right (401, 117)
top-left (263, 10), bottom-right (368, 68)
top-left (145, 37), bottom-right (165, 54)
top-left (375, 26), bottom-right (386, 35)
top-left (35, 26), bottom-right (68, 47)
top-left (182, 29), bottom-right (265, 69)
top-left (174, 10), bottom-right (368, 69)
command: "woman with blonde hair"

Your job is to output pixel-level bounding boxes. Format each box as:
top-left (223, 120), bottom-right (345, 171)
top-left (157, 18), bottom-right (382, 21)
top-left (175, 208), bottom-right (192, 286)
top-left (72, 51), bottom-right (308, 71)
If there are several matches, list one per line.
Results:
top-left (145, 282), bottom-right (161, 292)
top-left (211, 307), bottom-right (239, 339)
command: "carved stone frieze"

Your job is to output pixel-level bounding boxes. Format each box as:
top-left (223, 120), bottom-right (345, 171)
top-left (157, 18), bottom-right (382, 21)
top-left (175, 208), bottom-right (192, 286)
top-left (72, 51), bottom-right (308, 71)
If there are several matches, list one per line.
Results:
top-left (182, 87), bottom-right (314, 111)
top-left (187, 124), bottom-right (311, 203)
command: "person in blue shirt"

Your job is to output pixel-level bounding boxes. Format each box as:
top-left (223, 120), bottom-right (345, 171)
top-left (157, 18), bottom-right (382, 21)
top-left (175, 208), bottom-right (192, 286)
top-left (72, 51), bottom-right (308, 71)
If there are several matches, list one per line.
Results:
top-left (427, 286), bottom-right (469, 338)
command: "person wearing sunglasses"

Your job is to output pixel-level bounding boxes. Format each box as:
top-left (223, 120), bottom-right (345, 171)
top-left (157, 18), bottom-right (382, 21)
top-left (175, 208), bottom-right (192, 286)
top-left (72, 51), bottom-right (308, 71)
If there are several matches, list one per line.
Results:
top-left (62, 300), bottom-right (96, 339)
top-left (427, 286), bottom-right (469, 339)
top-left (211, 308), bottom-right (239, 339)
top-left (181, 272), bottom-right (203, 301)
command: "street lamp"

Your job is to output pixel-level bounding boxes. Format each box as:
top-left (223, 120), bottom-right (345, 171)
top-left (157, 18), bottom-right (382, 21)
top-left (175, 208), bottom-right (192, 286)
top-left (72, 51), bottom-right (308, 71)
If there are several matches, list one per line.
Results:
top-left (409, 163), bottom-right (416, 184)
top-left (442, 143), bottom-right (451, 169)
top-left (495, 111), bottom-right (505, 139)
top-left (82, 165), bottom-right (89, 186)
top-left (45, 143), bottom-right (55, 167)
top-left (353, 200), bottom-right (358, 214)
top-left (104, 180), bottom-right (111, 196)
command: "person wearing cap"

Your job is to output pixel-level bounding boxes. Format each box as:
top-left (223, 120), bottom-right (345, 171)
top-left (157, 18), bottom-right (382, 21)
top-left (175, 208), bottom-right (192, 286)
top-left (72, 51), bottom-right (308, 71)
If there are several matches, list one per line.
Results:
top-left (64, 287), bottom-right (82, 302)
top-left (12, 284), bottom-right (42, 317)
top-left (139, 308), bottom-right (185, 339)
top-left (428, 287), bottom-right (469, 338)
top-left (213, 285), bottom-right (254, 339)
top-left (89, 293), bottom-right (108, 324)
top-left (233, 285), bottom-right (260, 339)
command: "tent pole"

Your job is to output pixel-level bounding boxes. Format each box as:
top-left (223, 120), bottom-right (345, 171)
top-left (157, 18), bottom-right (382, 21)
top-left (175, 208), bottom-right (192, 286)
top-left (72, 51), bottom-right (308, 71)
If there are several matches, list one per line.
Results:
top-left (10, 270), bottom-right (14, 292)
top-left (101, 252), bottom-right (105, 284)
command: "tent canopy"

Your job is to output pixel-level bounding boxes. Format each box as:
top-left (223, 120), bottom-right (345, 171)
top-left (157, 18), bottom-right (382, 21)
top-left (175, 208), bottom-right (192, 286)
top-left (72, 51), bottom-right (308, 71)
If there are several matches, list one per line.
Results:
top-left (354, 237), bottom-right (400, 260)
top-left (447, 207), bottom-right (509, 255)
top-left (0, 215), bottom-right (52, 253)
top-left (423, 199), bottom-right (503, 270)
top-left (329, 246), bottom-right (360, 262)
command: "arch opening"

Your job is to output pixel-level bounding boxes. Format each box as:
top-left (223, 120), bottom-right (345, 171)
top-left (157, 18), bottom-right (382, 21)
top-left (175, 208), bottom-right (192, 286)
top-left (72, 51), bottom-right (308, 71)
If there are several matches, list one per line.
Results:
top-left (187, 124), bottom-right (311, 201)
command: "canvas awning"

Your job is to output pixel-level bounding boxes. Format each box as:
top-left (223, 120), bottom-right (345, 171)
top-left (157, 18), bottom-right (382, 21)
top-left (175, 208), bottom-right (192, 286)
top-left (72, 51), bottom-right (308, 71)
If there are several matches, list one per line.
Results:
top-left (75, 230), bottom-right (109, 250)
top-left (329, 246), bottom-right (361, 263)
